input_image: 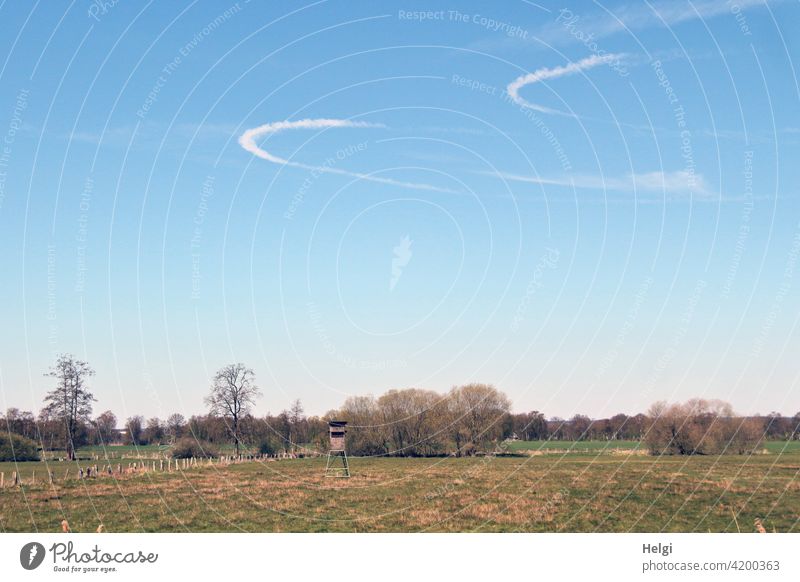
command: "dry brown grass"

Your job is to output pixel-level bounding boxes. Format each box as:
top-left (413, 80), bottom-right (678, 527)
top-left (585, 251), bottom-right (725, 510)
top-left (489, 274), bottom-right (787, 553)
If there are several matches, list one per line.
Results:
top-left (0, 454), bottom-right (797, 532)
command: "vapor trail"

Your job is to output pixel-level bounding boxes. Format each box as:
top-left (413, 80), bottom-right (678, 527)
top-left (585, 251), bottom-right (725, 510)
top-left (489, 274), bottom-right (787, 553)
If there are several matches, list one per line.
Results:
top-left (238, 118), bottom-right (456, 193)
top-left (506, 54), bottom-right (623, 116)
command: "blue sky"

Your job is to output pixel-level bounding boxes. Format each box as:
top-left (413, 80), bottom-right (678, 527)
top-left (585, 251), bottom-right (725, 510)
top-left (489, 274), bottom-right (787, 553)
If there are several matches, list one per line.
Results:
top-left (1, 0), bottom-right (799, 420)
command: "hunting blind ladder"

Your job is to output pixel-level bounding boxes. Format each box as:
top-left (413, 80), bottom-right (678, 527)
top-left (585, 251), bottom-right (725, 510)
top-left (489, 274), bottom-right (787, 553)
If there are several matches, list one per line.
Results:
top-left (325, 420), bottom-right (350, 478)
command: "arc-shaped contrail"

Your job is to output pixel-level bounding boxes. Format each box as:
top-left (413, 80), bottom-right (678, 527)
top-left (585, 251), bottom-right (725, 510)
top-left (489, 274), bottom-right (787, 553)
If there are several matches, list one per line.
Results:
top-left (506, 54), bottom-right (623, 116)
top-left (238, 118), bottom-right (456, 193)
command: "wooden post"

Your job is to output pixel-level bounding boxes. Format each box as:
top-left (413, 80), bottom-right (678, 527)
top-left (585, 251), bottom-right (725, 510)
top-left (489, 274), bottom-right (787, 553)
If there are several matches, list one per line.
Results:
top-left (13, 471), bottom-right (19, 486)
top-left (160, 460), bottom-right (164, 471)
top-left (1, 472), bottom-right (4, 488)
top-left (31, 470), bottom-right (35, 485)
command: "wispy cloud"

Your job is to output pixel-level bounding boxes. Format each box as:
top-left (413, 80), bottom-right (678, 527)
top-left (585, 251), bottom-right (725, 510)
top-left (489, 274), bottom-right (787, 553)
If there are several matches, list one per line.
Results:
top-left (537, 0), bottom-right (771, 44)
top-left (473, 0), bottom-right (771, 54)
top-left (238, 118), bottom-right (457, 193)
top-left (486, 169), bottom-right (712, 198)
top-left (506, 54), bottom-right (624, 115)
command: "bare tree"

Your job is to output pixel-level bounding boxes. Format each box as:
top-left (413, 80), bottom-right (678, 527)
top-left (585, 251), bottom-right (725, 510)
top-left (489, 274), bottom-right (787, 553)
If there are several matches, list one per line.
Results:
top-left (288, 399), bottom-right (305, 448)
top-left (447, 384), bottom-right (511, 456)
top-left (126, 415), bottom-right (144, 445)
top-left (144, 417), bottom-right (164, 444)
top-left (645, 399), bottom-right (760, 455)
top-left (93, 410), bottom-right (117, 445)
top-left (205, 363), bottom-right (261, 455)
top-left (166, 413), bottom-right (186, 443)
top-left (43, 354), bottom-right (96, 460)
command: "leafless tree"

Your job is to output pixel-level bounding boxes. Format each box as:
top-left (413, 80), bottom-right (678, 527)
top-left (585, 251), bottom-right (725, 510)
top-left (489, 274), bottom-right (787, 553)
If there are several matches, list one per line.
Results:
top-left (166, 413), bottom-right (186, 442)
top-left (205, 363), bottom-right (261, 455)
top-left (93, 410), bottom-right (117, 445)
top-left (43, 354), bottom-right (96, 460)
top-left (447, 383), bottom-right (511, 456)
top-left (645, 398), bottom-right (761, 455)
top-left (288, 399), bottom-right (305, 448)
top-left (126, 415), bottom-right (144, 445)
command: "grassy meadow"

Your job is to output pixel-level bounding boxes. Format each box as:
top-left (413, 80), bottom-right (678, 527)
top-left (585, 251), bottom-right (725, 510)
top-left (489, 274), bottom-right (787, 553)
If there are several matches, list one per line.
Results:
top-left (1, 442), bottom-right (798, 533)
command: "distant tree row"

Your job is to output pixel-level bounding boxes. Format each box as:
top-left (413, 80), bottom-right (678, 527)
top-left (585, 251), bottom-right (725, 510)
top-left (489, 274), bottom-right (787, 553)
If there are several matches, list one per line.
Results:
top-left (2, 353), bottom-right (799, 460)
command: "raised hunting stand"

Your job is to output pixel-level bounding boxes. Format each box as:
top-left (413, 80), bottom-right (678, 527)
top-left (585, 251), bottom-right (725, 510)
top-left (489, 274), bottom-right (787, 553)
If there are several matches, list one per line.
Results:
top-left (325, 420), bottom-right (350, 478)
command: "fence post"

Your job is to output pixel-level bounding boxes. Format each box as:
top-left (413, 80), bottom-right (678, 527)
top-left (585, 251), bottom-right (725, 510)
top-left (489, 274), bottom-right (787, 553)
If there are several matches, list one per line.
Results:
top-left (13, 471), bottom-right (19, 486)
top-left (0, 472), bottom-right (4, 488)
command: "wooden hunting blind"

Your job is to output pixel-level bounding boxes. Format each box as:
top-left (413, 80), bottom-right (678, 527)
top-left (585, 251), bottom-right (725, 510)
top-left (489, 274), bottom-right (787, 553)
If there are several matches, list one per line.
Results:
top-left (325, 420), bottom-right (350, 478)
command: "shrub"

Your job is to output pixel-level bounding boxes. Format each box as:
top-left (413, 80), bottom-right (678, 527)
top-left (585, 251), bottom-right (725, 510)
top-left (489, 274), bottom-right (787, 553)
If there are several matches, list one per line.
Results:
top-left (645, 399), bottom-right (761, 455)
top-left (170, 437), bottom-right (218, 459)
top-left (0, 432), bottom-right (40, 461)
top-left (257, 439), bottom-right (276, 456)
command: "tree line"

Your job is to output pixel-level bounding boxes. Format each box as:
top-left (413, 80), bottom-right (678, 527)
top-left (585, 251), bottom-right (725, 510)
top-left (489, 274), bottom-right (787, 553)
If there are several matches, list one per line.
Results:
top-left (2, 353), bottom-right (799, 461)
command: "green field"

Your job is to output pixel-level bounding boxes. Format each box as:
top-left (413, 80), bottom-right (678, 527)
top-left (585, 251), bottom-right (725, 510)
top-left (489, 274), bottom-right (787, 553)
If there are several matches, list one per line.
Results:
top-left (762, 440), bottom-right (800, 454)
top-left (505, 439), bottom-right (643, 452)
top-left (1, 443), bottom-right (798, 533)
